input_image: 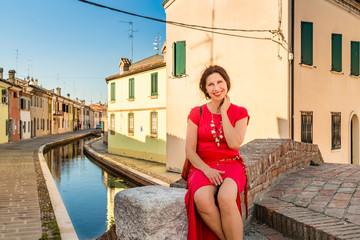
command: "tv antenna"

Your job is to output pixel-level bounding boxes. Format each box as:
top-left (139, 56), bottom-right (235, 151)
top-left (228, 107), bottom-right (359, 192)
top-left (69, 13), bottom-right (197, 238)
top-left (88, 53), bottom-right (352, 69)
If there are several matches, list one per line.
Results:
top-left (119, 20), bottom-right (136, 62)
top-left (153, 35), bottom-right (162, 55)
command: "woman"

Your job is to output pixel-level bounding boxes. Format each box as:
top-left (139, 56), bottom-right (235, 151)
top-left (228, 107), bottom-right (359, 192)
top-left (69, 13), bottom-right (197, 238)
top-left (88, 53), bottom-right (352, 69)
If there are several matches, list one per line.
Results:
top-left (185, 65), bottom-right (249, 240)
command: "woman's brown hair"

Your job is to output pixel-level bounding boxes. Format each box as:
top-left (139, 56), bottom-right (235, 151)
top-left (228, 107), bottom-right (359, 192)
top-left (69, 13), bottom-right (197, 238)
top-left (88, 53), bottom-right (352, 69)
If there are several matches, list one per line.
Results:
top-left (199, 65), bottom-right (231, 99)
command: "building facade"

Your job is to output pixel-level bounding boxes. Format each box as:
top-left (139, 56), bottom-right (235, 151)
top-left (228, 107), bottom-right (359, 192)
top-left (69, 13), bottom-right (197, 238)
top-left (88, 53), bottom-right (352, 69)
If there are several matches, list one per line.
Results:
top-left (163, 0), bottom-right (289, 171)
top-left (106, 55), bottom-right (166, 163)
top-left (7, 70), bottom-right (22, 142)
top-left (29, 80), bottom-right (51, 138)
top-left (293, 0), bottom-right (360, 164)
top-left (0, 69), bottom-right (11, 144)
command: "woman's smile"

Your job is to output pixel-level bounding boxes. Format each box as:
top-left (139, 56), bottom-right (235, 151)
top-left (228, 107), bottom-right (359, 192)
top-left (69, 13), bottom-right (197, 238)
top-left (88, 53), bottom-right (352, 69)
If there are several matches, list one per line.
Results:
top-left (206, 72), bottom-right (228, 101)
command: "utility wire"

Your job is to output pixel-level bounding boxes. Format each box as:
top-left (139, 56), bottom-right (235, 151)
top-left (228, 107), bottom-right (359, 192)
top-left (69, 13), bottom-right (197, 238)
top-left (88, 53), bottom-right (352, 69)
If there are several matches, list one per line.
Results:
top-left (78, 0), bottom-right (274, 33)
top-left (78, 0), bottom-right (289, 51)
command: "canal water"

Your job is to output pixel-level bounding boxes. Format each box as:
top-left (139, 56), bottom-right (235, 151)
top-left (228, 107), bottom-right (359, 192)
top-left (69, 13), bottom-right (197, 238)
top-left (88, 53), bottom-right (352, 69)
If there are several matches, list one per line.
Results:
top-left (44, 138), bottom-right (133, 240)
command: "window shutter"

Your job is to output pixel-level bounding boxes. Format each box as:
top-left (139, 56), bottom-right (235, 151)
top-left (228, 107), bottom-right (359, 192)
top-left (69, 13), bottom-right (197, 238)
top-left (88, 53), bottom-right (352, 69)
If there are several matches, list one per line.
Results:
top-left (351, 41), bottom-right (360, 76)
top-left (301, 22), bottom-right (313, 65)
top-left (151, 72), bottom-right (158, 96)
top-left (172, 42), bottom-right (176, 76)
top-left (111, 82), bottom-right (115, 101)
top-left (129, 78), bottom-right (134, 99)
top-left (332, 34), bottom-right (342, 72)
top-left (175, 41), bottom-right (186, 76)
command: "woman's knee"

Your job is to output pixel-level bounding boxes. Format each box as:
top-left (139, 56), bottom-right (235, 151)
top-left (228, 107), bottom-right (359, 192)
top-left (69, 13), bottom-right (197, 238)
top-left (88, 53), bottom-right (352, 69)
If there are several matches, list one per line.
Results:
top-left (194, 188), bottom-right (217, 213)
top-left (217, 191), bottom-right (236, 210)
top-left (217, 179), bottom-right (238, 212)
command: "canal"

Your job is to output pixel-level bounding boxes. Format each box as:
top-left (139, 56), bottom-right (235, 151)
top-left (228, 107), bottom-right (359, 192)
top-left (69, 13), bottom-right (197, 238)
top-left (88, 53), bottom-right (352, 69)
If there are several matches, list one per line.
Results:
top-left (44, 138), bottom-right (135, 240)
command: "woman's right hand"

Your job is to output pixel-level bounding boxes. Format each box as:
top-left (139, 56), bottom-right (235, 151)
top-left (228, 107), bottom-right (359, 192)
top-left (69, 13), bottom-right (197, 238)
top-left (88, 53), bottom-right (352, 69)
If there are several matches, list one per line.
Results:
top-left (202, 167), bottom-right (225, 186)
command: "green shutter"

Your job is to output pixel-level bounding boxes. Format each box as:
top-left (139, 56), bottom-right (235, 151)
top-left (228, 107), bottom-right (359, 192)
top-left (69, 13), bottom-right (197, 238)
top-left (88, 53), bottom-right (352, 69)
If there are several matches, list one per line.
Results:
top-left (110, 82), bottom-right (115, 101)
top-left (351, 41), bottom-right (360, 76)
top-left (151, 72), bottom-right (158, 96)
top-left (301, 22), bottom-right (313, 65)
top-left (173, 41), bottom-right (186, 76)
top-left (332, 34), bottom-right (342, 72)
top-left (172, 42), bottom-right (176, 76)
top-left (175, 41), bottom-right (186, 76)
top-left (129, 78), bottom-right (134, 99)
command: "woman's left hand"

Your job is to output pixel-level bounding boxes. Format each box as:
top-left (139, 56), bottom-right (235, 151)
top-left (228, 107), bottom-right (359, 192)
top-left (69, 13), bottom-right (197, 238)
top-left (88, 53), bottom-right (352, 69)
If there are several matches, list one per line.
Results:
top-left (220, 95), bottom-right (231, 114)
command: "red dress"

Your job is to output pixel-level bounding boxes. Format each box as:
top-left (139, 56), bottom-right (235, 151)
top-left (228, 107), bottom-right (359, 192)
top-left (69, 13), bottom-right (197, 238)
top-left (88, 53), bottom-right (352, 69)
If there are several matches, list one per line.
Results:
top-left (185, 103), bottom-right (249, 240)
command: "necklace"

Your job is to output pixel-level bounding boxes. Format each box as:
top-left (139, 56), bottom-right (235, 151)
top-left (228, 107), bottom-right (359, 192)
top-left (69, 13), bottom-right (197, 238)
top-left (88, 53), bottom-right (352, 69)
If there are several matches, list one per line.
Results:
top-left (211, 114), bottom-right (223, 147)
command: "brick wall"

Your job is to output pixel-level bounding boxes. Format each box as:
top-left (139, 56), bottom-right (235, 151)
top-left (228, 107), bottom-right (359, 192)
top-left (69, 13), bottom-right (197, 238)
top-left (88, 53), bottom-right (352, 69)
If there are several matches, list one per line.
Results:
top-left (239, 139), bottom-right (323, 222)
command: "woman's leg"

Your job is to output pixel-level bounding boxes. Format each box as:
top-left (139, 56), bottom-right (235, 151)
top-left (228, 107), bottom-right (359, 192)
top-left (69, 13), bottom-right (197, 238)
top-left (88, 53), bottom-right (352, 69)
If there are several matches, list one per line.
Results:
top-left (194, 185), bottom-right (226, 240)
top-left (218, 178), bottom-right (243, 240)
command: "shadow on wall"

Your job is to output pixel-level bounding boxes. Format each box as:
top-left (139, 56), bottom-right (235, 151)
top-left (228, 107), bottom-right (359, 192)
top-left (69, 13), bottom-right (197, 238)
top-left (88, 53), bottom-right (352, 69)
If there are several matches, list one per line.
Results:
top-left (277, 117), bottom-right (288, 138)
top-left (108, 131), bottom-right (166, 164)
top-left (166, 133), bottom-right (186, 173)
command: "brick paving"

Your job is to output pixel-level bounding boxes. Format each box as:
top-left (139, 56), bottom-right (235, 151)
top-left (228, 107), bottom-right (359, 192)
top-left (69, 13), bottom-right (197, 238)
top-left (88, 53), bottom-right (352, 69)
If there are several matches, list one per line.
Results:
top-left (256, 163), bottom-right (360, 239)
top-left (0, 130), bottom-right (95, 240)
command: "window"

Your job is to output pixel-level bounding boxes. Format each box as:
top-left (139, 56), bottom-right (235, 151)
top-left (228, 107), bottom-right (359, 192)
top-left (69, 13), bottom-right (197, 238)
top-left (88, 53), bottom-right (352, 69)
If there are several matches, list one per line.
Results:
top-left (151, 72), bottom-right (158, 96)
top-left (301, 112), bottom-right (313, 143)
top-left (301, 22), bottom-right (313, 65)
top-left (43, 119), bottom-right (45, 130)
top-left (28, 100), bottom-right (30, 110)
top-left (150, 111), bottom-right (158, 137)
top-left (332, 113), bottom-right (341, 150)
top-left (110, 114), bottom-right (115, 135)
top-left (40, 98), bottom-right (42, 108)
top-left (129, 78), bottom-right (135, 99)
top-left (47, 119), bottom-right (49, 130)
top-left (5, 120), bottom-right (9, 136)
top-left (128, 113), bottom-right (134, 135)
top-left (110, 82), bottom-right (115, 101)
top-left (28, 121), bottom-right (30, 132)
top-left (173, 41), bottom-right (186, 76)
top-left (31, 96), bottom-right (33, 106)
top-left (37, 118), bottom-right (39, 130)
top-left (20, 99), bottom-right (27, 110)
top-left (1, 89), bottom-right (7, 104)
top-left (332, 34), bottom-right (342, 72)
top-left (351, 41), bottom-right (360, 76)
top-left (24, 121), bottom-right (26, 133)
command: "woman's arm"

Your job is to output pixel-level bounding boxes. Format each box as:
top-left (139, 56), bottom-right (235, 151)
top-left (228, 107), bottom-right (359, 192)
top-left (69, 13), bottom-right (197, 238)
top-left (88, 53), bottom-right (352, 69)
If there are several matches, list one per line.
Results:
top-left (220, 96), bottom-right (248, 150)
top-left (186, 119), bottom-right (224, 185)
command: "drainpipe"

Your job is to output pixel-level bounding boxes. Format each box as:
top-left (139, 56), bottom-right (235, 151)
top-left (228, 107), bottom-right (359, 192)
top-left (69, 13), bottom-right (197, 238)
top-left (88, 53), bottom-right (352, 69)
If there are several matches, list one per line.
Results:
top-left (289, 0), bottom-right (295, 140)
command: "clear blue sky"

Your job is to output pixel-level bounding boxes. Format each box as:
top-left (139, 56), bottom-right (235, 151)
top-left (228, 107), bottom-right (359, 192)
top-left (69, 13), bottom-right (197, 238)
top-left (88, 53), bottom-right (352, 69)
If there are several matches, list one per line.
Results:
top-left (0, 0), bottom-right (166, 105)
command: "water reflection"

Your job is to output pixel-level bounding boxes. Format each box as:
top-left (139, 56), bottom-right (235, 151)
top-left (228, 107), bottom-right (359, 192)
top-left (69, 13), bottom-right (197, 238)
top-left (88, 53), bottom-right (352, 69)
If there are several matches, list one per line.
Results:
top-left (44, 139), bottom-right (132, 239)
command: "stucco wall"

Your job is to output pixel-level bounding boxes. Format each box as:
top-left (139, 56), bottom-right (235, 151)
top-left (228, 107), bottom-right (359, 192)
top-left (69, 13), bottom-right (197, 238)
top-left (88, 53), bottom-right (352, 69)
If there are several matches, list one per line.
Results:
top-left (108, 66), bottom-right (166, 163)
top-left (294, 0), bottom-right (360, 164)
top-left (0, 101), bottom-right (8, 144)
top-left (164, 0), bottom-right (290, 172)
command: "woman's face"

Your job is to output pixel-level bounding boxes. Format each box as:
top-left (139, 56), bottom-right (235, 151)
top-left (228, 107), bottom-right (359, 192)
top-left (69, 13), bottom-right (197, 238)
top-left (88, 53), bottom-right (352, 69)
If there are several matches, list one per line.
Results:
top-left (205, 72), bottom-right (228, 101)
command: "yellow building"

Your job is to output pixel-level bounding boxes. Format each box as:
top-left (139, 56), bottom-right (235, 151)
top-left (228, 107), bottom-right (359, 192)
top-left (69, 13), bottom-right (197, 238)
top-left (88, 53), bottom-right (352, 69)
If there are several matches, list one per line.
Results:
top-left (163, 0), bottom-right (360, 170)
top-left (106, 55), bottom-right (166, 163)
top-left (293, 0), bottom-right (360, 164)
top-left (0, 71), bottom-right (11, 144)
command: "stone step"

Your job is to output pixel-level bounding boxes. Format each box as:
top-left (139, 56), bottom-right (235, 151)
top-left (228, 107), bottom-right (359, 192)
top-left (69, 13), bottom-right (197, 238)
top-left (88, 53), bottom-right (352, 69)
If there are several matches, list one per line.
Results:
top-left (256, 197), bottom-right (360, 240)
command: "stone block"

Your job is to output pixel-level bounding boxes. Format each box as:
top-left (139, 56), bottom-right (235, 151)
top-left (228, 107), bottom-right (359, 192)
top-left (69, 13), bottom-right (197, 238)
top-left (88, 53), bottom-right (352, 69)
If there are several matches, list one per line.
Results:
top-left (114, 185), bottom-right (188, 240)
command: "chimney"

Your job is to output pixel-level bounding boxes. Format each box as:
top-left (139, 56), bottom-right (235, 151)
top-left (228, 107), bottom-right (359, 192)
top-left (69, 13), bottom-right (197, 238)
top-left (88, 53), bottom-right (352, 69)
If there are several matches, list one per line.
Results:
top-left (8, 70), bottom-right (15, 83)
top-left (76, 98), bottom-right (78, 102)
top-left (67, 93), bottom-right (70, 99)
top-left (35, 79), bottom-right (38, 86)
top-left (119, 58), bottom-right (131, 74)
top-left (0, 68), bottom-right (3, 79)
top-left (56, 87), bottom-right (61, 96)
top-left (81, 100), bottom-right (85, 106)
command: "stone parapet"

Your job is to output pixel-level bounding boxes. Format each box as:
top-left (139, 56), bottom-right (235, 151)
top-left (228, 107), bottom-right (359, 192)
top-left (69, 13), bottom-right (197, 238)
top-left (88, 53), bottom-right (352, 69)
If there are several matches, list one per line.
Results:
top-left (114, 186), bottom-right (188, 240)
